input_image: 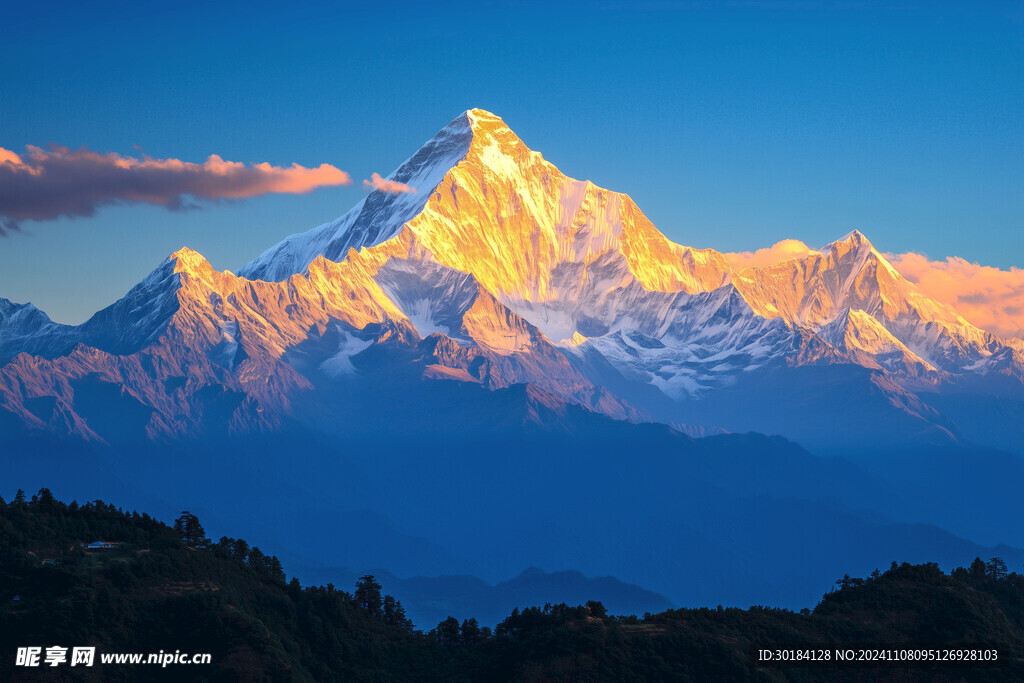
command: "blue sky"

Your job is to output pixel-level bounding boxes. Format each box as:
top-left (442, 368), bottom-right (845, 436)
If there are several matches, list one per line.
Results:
top-left (2, 0), bottom-right (1022, 323)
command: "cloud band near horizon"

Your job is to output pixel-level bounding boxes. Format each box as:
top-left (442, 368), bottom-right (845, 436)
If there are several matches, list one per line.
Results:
top-left (886, 252), bottom-right (1024, 341)
top-left (0, 145), bottom-right (352, 235)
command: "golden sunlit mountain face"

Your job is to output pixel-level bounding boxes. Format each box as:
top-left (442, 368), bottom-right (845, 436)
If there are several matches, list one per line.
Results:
top-left (2, 109), bottom-right (1022, 448)
top-left (170, 110), bottom-right (1018, 385)
top-left (377, 110), bottom-right (732, 301)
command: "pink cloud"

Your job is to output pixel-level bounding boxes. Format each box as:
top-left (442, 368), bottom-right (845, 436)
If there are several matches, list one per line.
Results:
top-left (362, 172), bottom-right (417, 194)
top-left (887, 252), bottom-right (1024, 340)
top-left (0, 148), bottom-right (25, 166)
top-left (723, 239), bottom-right (819, 270)
top-left (0, 144), bottom-right (352, 235)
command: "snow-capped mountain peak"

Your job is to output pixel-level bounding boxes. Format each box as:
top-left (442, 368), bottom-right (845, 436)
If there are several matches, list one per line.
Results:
top-left (2, 109), bottom-right (1022, 451)
top-left (829, 228), bottom-right (871, 250)
top-left (236, 110), bottom-right (1019, 380)
top-left (241, 108), bottom-right (733, 307)
top-left (170, 246), bottom-right (215, 277)
top-left (240, 110), bottom-right (479, 282)
top-left (238, 108), bottom-right (544, 284)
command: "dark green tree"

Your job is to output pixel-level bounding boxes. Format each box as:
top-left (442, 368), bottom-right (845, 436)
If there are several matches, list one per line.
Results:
top-left (383, 595), bottom-right (412, 630)
top-left (36, 488), bottom-right (56, 508)
top-left (267, 556), bottom-right (286, 584)
top-left (436, 617), bottom-right (461, 647)
top-left (355, 575), bottom-right (383, 617)
top-left (586, 600), bottom-right (607, 618)
top-left (969, 557), bottom-right (988, 583)
top-left (247, 546), bottom-right (265, 566)
top-left (461, 618), bottom-right (482, 644)
top-left (232, 538), bottom-right (249, 561)
top-left (987, 557), bottom-right (1009, 581)
top-left (173, 511), bottom-right (207, 546)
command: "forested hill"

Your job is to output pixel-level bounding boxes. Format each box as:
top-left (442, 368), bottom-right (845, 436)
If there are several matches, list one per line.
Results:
top-left (2, 490), bottom-right (1024, 681)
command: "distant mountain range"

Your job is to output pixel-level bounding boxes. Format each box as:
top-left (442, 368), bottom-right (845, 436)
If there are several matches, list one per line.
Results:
top-left (2, 109), bottom-right (1021, 452)
top-left (2, 109), bottom-right (1022, 616)
top-left (293, 565), bottom-right (673, 629)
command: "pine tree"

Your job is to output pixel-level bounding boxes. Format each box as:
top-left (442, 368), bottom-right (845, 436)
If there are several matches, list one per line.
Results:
top-left (383, 595), bottom-right (412, 630)
top-left (173, 511), bottom-right (207, 547)
top-left (37, 488), bottom-right (56, 508)
top-left (461, 618), bottom-right (482, 644)
top-left (232, 538), bottom-right (249, 561)
top-left (355, 575), bottom-right (383, 617)
top-left (987, 557), bottom-right (1009, 581)
top-left (247, 546), bottom-right (267, 572)
top-left (969, 557), bottom-right (988, 583)
top-left (267, 556), bottom-right (286, 584)
top-left (436, 617), bottom-right (461, 647)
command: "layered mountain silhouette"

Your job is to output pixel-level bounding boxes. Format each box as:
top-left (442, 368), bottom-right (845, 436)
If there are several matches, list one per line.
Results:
top-left (2, 109), bottom-right (1022, 451)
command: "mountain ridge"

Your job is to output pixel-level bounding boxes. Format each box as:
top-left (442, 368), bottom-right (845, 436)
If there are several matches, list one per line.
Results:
top-left (1, 108), bottom-right (1022, 451)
